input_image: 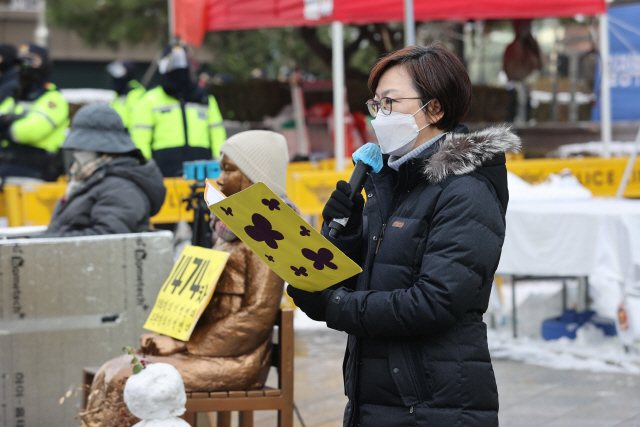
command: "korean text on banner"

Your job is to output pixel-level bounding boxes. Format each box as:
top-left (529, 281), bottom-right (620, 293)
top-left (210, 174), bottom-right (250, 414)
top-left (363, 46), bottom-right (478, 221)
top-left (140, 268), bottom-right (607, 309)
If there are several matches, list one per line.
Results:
top-left (204, 180), bottom-right (362, 292)
top-left (143, 245), bottom-right (229, 341)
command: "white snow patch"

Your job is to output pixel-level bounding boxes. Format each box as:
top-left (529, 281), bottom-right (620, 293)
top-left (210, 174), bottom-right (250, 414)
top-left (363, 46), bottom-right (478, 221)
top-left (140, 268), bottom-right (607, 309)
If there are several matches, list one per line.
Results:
top-left (552, 141), bottom-right (640, 158)
top-left (508, 171), bottom-right (592, 201)
top-left (488, 325), bottom-right (640, 375)
top-left (124, 363), bottom-right (187, 421)
top-left (133, 418), bottom-right (191, 427)
top-left (60, 88), bottom-right (115, 105)
top-left (530, 90), bottom-right (594, 105)
top-left (488, 280), bottom-right (640, 375)
top-left (294, 309), bottom-right (328, 330)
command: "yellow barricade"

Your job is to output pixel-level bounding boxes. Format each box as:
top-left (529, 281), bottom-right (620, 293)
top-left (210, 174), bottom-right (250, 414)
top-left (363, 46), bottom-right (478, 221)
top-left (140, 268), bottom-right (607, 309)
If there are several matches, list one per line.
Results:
top-left (3, 156), bottom-right (640, 227)
top-left (506, 156), bottom-right (640, 197)
top-left (286, 169), bottom-right (353, 215)
top-left (13, 180), bottom-right (68, 226)
top-left (0, 178), bottom-right (196, 227)
top-left (151, 178), bottom-right (195, 224)
top-left (286, 158), bottom-right (340, 173)
top-left (0, 192), bottom-right (5, 219)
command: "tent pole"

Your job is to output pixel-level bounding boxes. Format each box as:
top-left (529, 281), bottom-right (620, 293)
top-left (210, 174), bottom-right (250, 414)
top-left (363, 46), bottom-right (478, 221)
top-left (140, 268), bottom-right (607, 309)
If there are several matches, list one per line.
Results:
top-left (404, 0), bottom-right (416, 46)
top-left (599, 12), bottom-right (612, 158)
top-left (168, 0), bottom-right (176, 43)
top-left (332, 21), bottom-right (345, 172)
top-left (616, 126), bottom-right (640, 198)
top-left (34, 0), bottom-right (49, 48)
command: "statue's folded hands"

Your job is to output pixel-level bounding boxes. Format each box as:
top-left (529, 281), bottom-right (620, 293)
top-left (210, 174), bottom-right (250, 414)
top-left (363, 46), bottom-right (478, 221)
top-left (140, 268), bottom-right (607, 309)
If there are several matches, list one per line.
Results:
top-left (141, 333), bottom-right (187, 356)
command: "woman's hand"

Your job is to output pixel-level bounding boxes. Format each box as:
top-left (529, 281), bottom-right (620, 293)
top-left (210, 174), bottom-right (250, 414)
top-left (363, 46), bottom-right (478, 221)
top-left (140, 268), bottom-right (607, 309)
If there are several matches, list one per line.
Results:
top-left (286, 285), bottom-right (334, 322)
top-left (322, 180), bottom-right (365, 236)
top-left (140, 333), bottom-right (187, 356)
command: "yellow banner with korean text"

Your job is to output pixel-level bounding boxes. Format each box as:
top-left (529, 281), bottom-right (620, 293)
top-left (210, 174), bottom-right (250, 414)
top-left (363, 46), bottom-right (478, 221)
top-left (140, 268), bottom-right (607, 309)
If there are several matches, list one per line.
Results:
top-left (204, 180), bottom-right (362, 292)
top-left (143, 245), bottom-right (229, 341)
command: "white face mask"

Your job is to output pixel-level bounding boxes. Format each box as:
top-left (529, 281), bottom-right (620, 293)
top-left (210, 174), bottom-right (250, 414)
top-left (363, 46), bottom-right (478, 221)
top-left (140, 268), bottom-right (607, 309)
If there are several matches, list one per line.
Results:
top-left (371, 100), bottom-right (432, 157)
top-left (73, 150), bottom-right (99, 165)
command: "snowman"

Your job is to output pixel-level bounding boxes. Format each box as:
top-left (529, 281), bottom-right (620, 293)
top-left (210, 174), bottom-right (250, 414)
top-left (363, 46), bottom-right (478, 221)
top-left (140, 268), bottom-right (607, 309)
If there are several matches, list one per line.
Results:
top-left (124, 363), bottom-right (191, 427)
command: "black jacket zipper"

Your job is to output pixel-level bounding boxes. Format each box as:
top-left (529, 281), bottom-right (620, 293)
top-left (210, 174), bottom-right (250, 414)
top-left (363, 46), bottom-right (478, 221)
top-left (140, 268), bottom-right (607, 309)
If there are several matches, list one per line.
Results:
top-left (375, 222), bottom-right (386, 254)
top-left (179, 98), bottom-right (189, 147)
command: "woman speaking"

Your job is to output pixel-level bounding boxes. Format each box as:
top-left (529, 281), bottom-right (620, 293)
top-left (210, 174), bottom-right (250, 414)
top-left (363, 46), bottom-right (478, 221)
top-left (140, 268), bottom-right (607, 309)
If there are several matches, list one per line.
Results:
top-left (288, 43), bottom-right (521, 426)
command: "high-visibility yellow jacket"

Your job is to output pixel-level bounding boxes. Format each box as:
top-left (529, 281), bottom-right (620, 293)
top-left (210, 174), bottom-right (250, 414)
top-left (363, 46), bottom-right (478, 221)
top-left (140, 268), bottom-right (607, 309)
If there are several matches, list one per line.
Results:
top-left (130, 86), bottom-right (226, 177)
top-left (0, 96), bottom-right (15, 115)
top-left (110, 80), bottom-right (145, 130)
top-left (8, 83), bottom-right (69, 153)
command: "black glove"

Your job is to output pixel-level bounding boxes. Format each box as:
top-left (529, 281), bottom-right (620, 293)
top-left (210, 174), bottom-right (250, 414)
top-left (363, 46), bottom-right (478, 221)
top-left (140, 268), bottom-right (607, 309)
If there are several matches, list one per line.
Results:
top-left (322, 180), bottom-right (365, 236)
top-left (287, 284), bottom-right (333, 322)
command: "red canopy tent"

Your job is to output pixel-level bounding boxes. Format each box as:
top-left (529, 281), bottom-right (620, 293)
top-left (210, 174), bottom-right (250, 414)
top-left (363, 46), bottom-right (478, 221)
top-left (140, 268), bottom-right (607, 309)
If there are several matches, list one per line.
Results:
top-left (173, 0), bottom-right (610, 168)
top-left (175, 0), bottom-right (605, 46)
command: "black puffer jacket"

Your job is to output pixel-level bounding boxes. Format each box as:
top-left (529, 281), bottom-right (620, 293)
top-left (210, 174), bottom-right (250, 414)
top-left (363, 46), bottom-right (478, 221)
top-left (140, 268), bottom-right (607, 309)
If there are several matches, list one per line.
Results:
top-left (322, 125), bottom-right (521, 427)
top-left (41, 157), bottom-right (166, 237)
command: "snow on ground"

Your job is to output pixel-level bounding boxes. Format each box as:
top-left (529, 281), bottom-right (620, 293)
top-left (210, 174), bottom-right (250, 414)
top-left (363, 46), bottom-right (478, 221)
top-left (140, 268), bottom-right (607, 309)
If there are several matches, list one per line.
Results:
top-left (292, 279), bottom-right (640, 375)
top-left (492, 280), bottom-right (640, 375)
top-left (488, 326), bottom-right (640, 375)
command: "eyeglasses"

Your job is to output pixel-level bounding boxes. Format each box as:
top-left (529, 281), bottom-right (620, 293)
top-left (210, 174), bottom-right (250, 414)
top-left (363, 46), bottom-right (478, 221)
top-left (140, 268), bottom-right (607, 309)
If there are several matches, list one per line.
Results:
top-left (366, 97), bottom-right (422, 117)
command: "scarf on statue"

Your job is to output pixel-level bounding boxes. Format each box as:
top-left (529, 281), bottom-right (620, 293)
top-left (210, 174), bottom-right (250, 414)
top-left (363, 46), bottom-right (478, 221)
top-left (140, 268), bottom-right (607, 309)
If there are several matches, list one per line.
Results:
top-left (63, 154), bottom-right (115, 202)
top-left (211, 196), bottom-right (301, 242)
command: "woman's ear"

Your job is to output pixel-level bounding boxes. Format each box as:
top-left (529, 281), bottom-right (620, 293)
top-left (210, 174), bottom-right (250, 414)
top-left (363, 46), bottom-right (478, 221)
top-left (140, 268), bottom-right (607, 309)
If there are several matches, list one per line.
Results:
top-left (425, 99), bottom-right (444, 124)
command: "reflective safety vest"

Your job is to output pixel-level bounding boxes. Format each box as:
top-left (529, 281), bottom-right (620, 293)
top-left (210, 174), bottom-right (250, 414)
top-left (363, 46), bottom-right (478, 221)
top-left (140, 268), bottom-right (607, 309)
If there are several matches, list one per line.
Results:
top-left (130, 86), bottom-right (226, 173)
top-left (8, 83), bottom-right (69, 153)
top-left (110, 80), bottom-right (145, 130)
top-left (0, 96), bottom-right (15, 115)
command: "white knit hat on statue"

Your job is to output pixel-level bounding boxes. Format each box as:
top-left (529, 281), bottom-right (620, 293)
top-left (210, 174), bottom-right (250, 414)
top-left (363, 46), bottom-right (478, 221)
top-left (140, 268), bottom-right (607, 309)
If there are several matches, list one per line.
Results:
top-left (220, 130), bottom-right (289, 198)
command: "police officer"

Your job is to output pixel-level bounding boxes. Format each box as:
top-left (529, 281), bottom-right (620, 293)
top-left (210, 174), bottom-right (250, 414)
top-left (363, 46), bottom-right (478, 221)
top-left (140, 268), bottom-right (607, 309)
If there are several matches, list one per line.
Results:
top-left (0, 43), bottom-right (69, 180)
top-left (130, 44), bottom-right (226, 177)
top-left (107, 60), bottom-right (145, 130)
top-left (0, 44), bottom-right (19, 115)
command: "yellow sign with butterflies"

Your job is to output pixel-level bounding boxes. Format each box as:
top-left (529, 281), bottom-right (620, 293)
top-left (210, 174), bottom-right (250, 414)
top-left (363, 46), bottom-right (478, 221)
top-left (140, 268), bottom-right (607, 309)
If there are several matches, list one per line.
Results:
top-left (204, 181), bottom-right (362, 292)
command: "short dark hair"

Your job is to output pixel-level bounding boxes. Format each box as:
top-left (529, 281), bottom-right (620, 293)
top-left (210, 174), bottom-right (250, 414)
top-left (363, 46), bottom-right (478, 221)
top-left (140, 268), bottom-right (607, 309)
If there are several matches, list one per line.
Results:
top-left (368, 42), bottom-right (472, 132)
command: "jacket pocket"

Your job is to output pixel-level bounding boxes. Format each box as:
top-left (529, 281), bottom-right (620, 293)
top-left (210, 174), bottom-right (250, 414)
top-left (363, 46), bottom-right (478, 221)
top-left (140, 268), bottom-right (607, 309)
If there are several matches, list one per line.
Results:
top-left (405, 341), bottom-right (433, 403)
top-left (342, 343), bottom-right (350, 396)
top-left (387, 340), bottom-right (433, 407)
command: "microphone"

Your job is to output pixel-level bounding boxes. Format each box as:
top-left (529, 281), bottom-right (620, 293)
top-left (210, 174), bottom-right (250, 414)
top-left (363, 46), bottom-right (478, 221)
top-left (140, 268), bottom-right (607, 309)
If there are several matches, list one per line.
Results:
top-left (328, 143), bottom-right (383, 238)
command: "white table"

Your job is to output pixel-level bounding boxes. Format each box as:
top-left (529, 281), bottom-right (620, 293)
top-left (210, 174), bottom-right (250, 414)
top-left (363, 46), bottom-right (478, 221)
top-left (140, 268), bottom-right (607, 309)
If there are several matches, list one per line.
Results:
top-left (496, 198), bottom-right (640, 342)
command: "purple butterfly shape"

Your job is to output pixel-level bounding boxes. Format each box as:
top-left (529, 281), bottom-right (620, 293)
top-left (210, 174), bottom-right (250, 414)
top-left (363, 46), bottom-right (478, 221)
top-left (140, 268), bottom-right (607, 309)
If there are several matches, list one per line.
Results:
top-left (265, 254), bottom-right (275, 262)
top-left (302, 248), bottom-right (338, 271)
top-left (244, 213), bottom-right (284, 249)
top-left (290, 266), bottom-right (308, 277)
top-left (262, 198), bottom-right (280, 211)
top-left (299, 226), bottom-right (311, 237)
top-left (220, 206), bottom-right (233, 216)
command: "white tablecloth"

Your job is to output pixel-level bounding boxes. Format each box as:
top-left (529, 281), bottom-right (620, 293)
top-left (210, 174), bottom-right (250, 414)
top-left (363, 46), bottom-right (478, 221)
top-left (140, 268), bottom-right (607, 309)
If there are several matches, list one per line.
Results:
top-left (497, 198), bottom-right (640, 343)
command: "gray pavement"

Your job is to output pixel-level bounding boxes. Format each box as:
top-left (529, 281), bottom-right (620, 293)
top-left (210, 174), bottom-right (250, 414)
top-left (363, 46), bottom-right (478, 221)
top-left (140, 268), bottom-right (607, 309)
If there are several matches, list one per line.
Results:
top-left (204, 328), bottom-right (640, 426)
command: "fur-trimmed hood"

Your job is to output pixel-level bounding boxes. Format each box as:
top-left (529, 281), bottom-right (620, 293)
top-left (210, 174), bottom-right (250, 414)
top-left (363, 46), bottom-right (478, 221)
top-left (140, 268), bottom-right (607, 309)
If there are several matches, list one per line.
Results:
top-left (423, 125), bottom-right (521, 184)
